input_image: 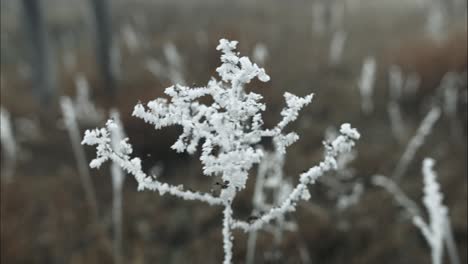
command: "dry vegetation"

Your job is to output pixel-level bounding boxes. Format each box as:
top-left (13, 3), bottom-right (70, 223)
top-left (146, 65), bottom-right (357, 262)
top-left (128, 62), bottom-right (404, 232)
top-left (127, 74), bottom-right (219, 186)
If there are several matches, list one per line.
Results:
top-left (1, 0), bottom-right (467, 263)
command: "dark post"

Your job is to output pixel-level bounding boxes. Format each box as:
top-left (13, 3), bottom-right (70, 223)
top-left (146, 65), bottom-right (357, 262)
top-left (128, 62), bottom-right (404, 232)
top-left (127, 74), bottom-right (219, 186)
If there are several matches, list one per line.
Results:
top-left (89, 0), bottom-right (116, 98)
top-left (21, 0), bottom-right (56, 105)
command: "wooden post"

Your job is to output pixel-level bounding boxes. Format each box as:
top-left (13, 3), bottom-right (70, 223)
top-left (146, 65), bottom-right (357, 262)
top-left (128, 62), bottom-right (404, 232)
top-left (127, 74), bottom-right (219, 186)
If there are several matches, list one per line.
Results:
top-left (21, 0), bottom-right (56, 105)
top-left (89, 0), bottom-right (117, 98)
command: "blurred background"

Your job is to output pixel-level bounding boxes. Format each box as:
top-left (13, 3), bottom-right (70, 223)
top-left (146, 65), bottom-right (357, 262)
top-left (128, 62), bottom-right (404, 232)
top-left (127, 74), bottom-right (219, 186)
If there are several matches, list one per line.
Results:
top-left (0, 0), bottom-right (467, 263)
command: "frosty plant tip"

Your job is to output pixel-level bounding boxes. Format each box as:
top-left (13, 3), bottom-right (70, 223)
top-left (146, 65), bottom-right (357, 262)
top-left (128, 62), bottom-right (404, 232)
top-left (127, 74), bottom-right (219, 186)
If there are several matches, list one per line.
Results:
top-left (82, 38), bottom-right (360, 264)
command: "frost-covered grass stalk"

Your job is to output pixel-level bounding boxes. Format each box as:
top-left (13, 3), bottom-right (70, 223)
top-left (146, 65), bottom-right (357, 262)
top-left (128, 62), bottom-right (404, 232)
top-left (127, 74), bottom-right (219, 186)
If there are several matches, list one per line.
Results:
top-left (329, 30), bottom-right (347, 65)
top-left (73, 74), bottom-right (104, 125)
top-left (439, 72), bottom-right (463, 140)
top-left (388, 65), bottom-right (406, 143)
top-left (389, 65), bottom-right (403, 100)
top-left (414, 158), bottom-right (447, 264)
top-left (252, 43), bottom-right (268, 67)
top-left (82, 39), bottom-right (359, 263)
top-left (61, 97), bottom-right (99, 220)
top-left (246, 151), bottom-right (272, 264)
top-left (374, 159), bottom-right (460, 264)
top-left (336, 182), bottom-right (363, 211)
top-left (121, 23), bottom-right (140, 54)
top-left (358, 56), bottom-right (377, 114)
top-left (404, 73), bottom-right (421, 95)
top-left (109, 109), bottom-right (126, 264)
top-left (232, 123), bottom-right (359, 234)
top-left (388, 101), bottom-right (406, 143)
top-left (163, 42), bottom-right (185, 85)
top-left (393, 107), bottom-right (441, 181)
top-left (146, 43), bottom-right (186, 86)
top-left (372, 175), bottom-right (423, 218)
top-left (425, 2), bottom-right (445, 42)
top-left (0, 107), bottom-right (17, 181)
top-left (246, 148), bottom-right (297, 264)
top-left (320, 127), bottom-right (361, 209)
top-left (145, 58), bottom-right (166, 81)
top-left (440, 72), bottom-right (460, 119)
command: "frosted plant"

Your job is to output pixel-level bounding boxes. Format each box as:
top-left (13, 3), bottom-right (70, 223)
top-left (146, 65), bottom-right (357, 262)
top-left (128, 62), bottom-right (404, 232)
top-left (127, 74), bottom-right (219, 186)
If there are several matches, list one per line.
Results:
top-left (388, 101), bottom-right (407, 143)
top-left (389, 65), bottom-right (403, 100)
top-left (83, 39), bottom-right (360, 263)
top-left (404, 72), bottom-right (421, 96)
top-left (163, 42), bottom-right (185, 85)
top-left (146, 43), bottom-right (186, 86)
top-left (121, 23), bottom-right (140, 54)
top-left (336, 182), bottom-right (364, 211)
top-left (388, 65), bottom-right (407, 143)
top-left (438, 72), bottom-right (461, 118)
top-left (0, 107), bottom-right (17, 181)
top-left (329, 30), bottom-right (347, 65)
top-left (252, 43), bottom-right (268, 66)
top-left (163, 42), bottom-right (183, 71)
top-left (73, 74), bottom-right (104, 125)
top-left (438, 72), bottom-right (463, 139)
top-left (373, 159), bottom-right (460, 264)
top-left (324, 126), bottom-right (357, 181)
top-left (246, 147), bottom-right (297, 264)
top-left (414, 158), bottom-right (447, 264)
top-left (393, 107), bottom-right (441, 181)
top-left (109, 109), bottom-right (126, 264)
top-left (146, 58), bottom-right (166, 80)
top-left (61, 97), bottom-right (99, 220)
top-left (319, 126), bottom-right (359, 205)
top-left (372, 175), bottom-right (423, 218)
top-left (358, 56), bottom-right (377, 115)
top-left (425, 2), bottom-right (446, 42)
top-left (233, 123), bottom-right (360, 233)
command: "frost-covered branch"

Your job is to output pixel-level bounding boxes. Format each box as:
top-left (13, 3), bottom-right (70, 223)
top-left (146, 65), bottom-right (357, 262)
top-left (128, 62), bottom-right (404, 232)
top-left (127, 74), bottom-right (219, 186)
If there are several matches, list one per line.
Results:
top-left (83, 39), bottom-right (359, 264)
top-left (82, 120), bottom-right (223, 206)
top-left (233, 124), bottom-right (360, 232)
top-left (109, 109), bottom-right (125, 264)
top-left (413, 158), bottom-right (448, 264)
top-left (387, 65), bottom-right (407, 143)
top-left (372, 175), bottom-right (423, 218)
top-left (246, 146), bottom-right (295, 264)
top-left (388, 101), bottom-right (406, 143)
top-left (61, 97), bottom-right (99, 219)
top-left (374, 159), bottom-right (460, 264)
top-left (393, 107), bottom-right (441, 181)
